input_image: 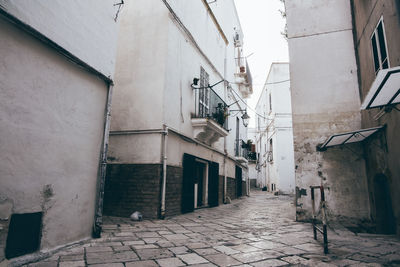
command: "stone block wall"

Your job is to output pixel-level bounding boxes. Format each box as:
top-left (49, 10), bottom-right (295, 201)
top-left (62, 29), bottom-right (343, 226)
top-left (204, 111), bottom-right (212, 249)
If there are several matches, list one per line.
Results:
top-left (165, 166), bottom-right (183, 217)
top-left (242, 181), bottom-right (247, 197)
top-left (227, 177), bottom-right (237, 200)
top-left (218, 175), bottom-right (224, 204)
top-left (103, 164), bottom-right (162, 219)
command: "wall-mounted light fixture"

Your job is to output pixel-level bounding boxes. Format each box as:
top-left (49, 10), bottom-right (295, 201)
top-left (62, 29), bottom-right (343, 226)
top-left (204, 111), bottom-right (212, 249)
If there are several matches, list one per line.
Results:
top-left (229, 109), bottom-right (250, 127)
top-left (227, 99), bottom-right (250, 127)
top-left (192, 78), bottom-right (199, 87)
top-left (191, 78), bottom-right (224, 90)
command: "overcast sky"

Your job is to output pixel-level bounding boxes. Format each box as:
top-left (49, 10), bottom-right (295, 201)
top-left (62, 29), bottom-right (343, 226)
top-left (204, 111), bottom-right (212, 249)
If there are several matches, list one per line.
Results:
top-left (234, 0), bottom-right (289, 127)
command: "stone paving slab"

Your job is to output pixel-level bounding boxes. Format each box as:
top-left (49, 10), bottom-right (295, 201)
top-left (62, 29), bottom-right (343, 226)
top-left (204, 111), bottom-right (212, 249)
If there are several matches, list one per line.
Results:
top-left (16, 190), bottom-right (400, 267)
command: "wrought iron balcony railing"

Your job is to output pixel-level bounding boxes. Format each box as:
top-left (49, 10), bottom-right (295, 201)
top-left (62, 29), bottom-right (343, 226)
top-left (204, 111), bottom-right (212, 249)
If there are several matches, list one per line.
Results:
top-left (194, 87), bottom-right (229, 131)
top-left (235, 139), bottom-right (249, 159)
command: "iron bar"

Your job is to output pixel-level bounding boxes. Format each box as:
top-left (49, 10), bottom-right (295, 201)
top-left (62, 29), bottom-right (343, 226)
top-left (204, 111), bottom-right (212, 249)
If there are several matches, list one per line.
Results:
top-left (310, 185), bottom-right (329, 254)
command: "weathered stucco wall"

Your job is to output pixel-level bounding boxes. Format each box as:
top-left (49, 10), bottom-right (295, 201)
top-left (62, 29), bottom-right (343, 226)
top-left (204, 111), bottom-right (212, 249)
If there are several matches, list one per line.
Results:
top-left (110, 0), bottom-right (167, 132)
top-left (352, 0), bottom-right (400, 234)
top-left (0, 0), bottom-right (119, 78)
top-left (286, 0), bottom-right (370, 221)
top-left (0, 16), bottom-right (109, 256)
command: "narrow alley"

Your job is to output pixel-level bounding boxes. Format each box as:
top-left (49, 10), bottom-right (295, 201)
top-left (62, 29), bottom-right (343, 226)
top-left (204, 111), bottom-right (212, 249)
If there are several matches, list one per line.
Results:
top-left (20, 191), bottom-right (400, 267)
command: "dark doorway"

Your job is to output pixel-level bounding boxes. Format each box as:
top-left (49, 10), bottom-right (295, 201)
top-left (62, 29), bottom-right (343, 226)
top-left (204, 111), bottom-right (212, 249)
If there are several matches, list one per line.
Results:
top-left (373, 174), bottom-right (396, 234)
top-left (182, 154), bottom-right (220, 213)
top-left (236, 165), bottom-right (242, 197)
top-left (195, 161), bottom-right (206, 208)
top-left (235, 117), bottom-right (240, 156)
top-left (182, 154), bottom-right (196, 213)
top-left (5, 212), bottom-right (43, 259)
top-left (208, 162), bottom-right (219, 207)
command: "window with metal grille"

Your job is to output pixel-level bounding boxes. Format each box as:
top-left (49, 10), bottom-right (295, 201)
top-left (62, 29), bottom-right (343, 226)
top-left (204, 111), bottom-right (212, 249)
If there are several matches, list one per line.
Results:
top-left (371, 18), bottom-right (389, 75)
top-left (199, 67), bottom-right (210, 117)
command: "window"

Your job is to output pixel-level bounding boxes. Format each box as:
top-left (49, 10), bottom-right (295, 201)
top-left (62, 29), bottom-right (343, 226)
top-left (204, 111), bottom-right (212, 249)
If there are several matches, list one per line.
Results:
top-left (267, 139), bottom-right (273, 162)
top-left (269, 138), bottom-right (273, 152)
top-left (199, 67), bottom-right (210, 117)
top-left (6, 212), bottom-right (43, 259)
top-left (371, 18), bottom-right (389, 75)
top-left (269, 93), bottom-right (272, 112)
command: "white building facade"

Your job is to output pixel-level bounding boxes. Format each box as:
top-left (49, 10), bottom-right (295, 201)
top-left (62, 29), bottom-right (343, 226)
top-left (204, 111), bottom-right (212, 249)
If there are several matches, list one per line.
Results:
top-left (255, 63), bottom-right (295, 194)
top-left (246, 128), bottom-right (258, 188)
top-left (0, 0), bottom-right (119, 264)
top-left (105, 0), bottom-right (252, 219)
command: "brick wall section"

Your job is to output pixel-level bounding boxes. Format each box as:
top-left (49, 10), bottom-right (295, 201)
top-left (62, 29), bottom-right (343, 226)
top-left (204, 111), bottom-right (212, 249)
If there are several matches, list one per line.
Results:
top-left (227, 177), bottom-right (236, 200)
top-left (165, 166), bottom-right (183, 217)
top-left (103, 164), bottom-right (162, 219)
top-left (242, 181), bottom-right (247, 197)
top-left (219, 175), bottom-right (224, 204)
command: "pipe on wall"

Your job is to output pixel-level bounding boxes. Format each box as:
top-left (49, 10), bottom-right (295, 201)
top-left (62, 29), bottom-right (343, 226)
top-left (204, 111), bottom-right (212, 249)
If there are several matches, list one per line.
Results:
top-left (109, 127), bottom-right (169, 219)
top-left (223, 48), bottom-right (228, 203)
top-left (93, 82), bottom-right (114, 238)
top-left (160, 125), bottom-right (169, 219)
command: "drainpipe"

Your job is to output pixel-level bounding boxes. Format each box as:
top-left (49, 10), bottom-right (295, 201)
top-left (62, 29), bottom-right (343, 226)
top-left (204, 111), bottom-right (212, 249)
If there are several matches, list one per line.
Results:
top-left (93, 82), bottom-right (113, 238)
top-left (160, 125), bottom-right (168, 219)
top-left (223, 50), bottom-right (228, 203)
top-left (224, 149), bottom-right (227, 203)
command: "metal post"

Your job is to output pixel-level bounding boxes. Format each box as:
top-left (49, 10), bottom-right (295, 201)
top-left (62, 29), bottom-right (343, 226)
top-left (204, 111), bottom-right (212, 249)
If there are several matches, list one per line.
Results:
top-left (311, 187), bottom-right (317, 240)
top-left (310, 185), bottom-right (329, 254)
top-left (320, 186), bottom-right (328, 254)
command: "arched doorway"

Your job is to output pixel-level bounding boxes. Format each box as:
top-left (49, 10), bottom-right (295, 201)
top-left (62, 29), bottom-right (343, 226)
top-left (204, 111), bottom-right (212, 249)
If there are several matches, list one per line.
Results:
top-left (373, 174), bottom-right (396, 234)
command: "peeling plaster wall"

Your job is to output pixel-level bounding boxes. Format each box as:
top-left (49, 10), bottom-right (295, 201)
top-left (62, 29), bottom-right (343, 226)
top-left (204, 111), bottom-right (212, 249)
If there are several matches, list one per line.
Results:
top-left (286, 0), bottom-right (370, 221)
top-left (0, 16), bottom-right (110, 259)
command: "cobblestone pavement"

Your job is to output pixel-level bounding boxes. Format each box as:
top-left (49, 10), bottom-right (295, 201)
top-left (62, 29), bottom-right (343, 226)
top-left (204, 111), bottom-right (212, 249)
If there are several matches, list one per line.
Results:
top-left (22, 190), bottom-right (400, 267)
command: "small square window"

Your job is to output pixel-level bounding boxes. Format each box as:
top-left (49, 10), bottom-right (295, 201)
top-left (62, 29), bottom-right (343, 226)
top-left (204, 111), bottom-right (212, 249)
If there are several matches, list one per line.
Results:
top-left (5, 212), bottom-right (43, 259)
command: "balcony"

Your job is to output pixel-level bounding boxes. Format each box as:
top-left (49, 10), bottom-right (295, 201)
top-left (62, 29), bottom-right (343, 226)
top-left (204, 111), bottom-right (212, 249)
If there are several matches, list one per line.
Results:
top-left (191, 87), bottom-right (229, 145)
top-left (235, 139), bottom-right (249, 164)
top-left (234, 60), bottom-right (253, 99)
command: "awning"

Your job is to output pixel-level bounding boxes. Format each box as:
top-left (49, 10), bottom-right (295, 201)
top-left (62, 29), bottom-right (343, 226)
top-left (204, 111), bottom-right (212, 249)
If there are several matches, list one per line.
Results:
top-left (318, 126), bottom-right (384, 150)
top-left (361, 66), bottom-right (400, 109)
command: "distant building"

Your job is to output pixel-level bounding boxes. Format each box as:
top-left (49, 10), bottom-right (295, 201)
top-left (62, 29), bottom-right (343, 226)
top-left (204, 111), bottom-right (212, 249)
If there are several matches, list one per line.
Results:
top-left (0, 1), bottom-right (119, 263)
top-left (255, 63), bottom-right (295, 194)
top-left (104, 0), bottom-right (253, 219)
top-left (246, 128), bottom-right (258, 188)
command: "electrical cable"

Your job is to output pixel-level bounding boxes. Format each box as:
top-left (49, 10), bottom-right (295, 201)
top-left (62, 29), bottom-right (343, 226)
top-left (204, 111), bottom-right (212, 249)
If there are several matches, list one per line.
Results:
top-left (231, 79), bottom-right (290, 86)
top-left (225, 78), bottom-right (290, 120)
top-left (191, 77), bottom-right (290, 120)
top-left (228, 85), bottom-right (269, 120)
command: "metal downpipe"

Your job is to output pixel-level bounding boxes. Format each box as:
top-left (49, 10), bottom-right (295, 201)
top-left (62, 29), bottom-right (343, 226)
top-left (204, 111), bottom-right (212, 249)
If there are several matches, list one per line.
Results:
top-left (160, 125), bottom-right (168, 219)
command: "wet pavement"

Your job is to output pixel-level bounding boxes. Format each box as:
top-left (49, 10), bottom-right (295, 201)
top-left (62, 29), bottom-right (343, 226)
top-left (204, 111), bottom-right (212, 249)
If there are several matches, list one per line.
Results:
top-left (20, 190), bottom-right (400, 266)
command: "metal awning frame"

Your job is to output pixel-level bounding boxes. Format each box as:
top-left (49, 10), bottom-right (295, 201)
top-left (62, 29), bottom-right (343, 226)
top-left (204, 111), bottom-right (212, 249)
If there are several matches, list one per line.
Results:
top-left (362, 67), bottom-right (400, 110)
top-left (317, 126), bottom-right (385, 151)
